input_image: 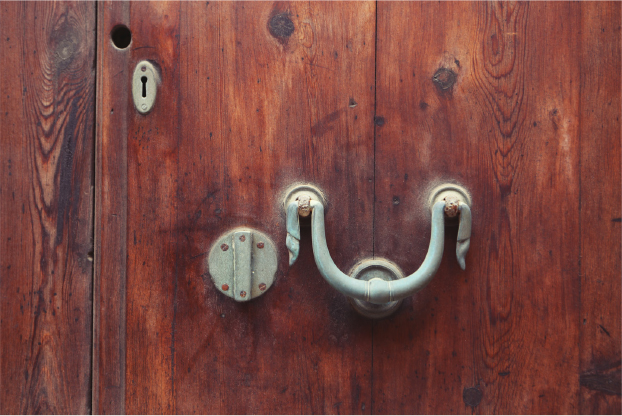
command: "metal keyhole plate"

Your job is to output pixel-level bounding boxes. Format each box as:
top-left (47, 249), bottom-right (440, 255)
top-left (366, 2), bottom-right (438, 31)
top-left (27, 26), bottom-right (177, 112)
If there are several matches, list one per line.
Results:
top-left (132, 61), bottom-right (159, 114)
top-left (348, 259), bottom-right (405, 318)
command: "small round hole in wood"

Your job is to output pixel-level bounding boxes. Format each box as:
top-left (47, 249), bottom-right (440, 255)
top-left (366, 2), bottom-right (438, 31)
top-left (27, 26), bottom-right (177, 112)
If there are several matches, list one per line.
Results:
top-left (111, 25), bottom-right (132, 49)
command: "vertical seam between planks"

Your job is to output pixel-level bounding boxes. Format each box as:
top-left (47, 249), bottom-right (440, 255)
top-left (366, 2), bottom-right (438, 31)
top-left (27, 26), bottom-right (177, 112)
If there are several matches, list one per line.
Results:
top-left (121, 5), bottom-right (128, 412)
top-left (89, 2), bottom-right (98, 414)
top-left (371, 1), bottom-right (379, 414)
top-left (577, 2), bottom-right (583, 412)
top-left (171, 2), bottom-right (183, 411)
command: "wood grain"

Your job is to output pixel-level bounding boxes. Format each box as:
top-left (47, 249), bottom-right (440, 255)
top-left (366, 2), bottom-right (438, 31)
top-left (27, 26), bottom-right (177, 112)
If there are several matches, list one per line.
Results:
top-left (175, 2), bottom-right (376, 412)
top-left (93, 1), bottom-right (130, 414)
top-left (122, 2), bottom-right (181, 413)
top-left (372, 1), bottom-right (607, 413)
top-left (0, 2), bottom-right (95, 413)
top-left (579, 2), bottom-right (622, 413)
top-left (96, 1), bottom-right (376, 413)
top-left (91, 1), bottom-right (620, 414)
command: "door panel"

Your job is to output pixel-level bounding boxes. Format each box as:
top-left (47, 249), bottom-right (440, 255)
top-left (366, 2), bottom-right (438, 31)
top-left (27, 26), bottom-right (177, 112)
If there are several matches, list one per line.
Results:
top-left (95, 1), bottom-right (376, 413)
top-left (0, 2), bottom-right (95, 413)
top-left (373, 1), bottom-right (619, 414)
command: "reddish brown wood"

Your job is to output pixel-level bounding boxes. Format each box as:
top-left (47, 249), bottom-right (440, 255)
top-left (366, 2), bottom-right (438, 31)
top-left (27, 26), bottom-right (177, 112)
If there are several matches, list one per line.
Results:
top-left (579, 2), bottom-right (622, 414)
top-left (174, 3), bottom-right (376, 411)
top-left (122, 2), bottom-right (181, 413)
top-left (93, 1), bottom-right (130, 414)
top-left (0, 2), bottom-right (95, 413)
top-left (96, 1), bottom-right (376, 413)
top-left (372, 1), bottom-right (616, 413)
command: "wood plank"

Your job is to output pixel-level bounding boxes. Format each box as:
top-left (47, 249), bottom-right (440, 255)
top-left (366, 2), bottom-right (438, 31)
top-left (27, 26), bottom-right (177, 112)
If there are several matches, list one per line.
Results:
top-left (373, 2), bottom-right (583, 413)
top-left (173, 1), bottom-right (375, 413)
top-left (96, 1), bottom-right (376, 413)
top-left (122, 2), bottom-right (181, 413)
top-left (93, 1), bottom-right (130, 414)
top-left (96, 2), bottom-right (181, 413)
top-left (579, 2), bottom-right (622, 413)
top-left (0, 2), bottom-right (95, 413)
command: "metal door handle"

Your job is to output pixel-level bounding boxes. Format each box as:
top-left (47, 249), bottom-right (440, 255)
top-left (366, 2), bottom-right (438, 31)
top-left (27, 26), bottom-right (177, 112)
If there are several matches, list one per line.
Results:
top-left (284, 184), bottom-right (472, 317)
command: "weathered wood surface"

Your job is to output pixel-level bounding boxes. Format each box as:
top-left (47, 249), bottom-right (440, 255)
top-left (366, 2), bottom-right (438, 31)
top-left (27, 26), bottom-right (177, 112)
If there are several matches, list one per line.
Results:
top-left (0, 1), bottom-right (95, 413)
top-left (373, 1), bottom-right (620, 414)
top-left (96, 1), bottom-right (376, 413)
top-left (578, 2), bottom-right (621, 414)
top-left (93, 2), bottom-right (130, 414)
top-left (0, 1), bottom-right (615, 414)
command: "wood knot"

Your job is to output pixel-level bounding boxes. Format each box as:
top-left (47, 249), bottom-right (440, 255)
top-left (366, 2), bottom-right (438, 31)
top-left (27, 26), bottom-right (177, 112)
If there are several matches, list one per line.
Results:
top-left (57, 39), bottom-right (76, 61)
top-left (49, 17), bottom-right (81, 72)
top-left (269, 13), bottom-right (295, 40)
top-left (433, 68), bottom-right (457, 91)
top-left (462, 387), bottom-right (483, 408)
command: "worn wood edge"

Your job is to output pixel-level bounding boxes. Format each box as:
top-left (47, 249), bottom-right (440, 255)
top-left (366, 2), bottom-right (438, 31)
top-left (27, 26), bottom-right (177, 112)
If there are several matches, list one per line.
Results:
top-left (91, 2), bottom-right (104, 411)
top-left (578, 2), bottom-right (622, 413)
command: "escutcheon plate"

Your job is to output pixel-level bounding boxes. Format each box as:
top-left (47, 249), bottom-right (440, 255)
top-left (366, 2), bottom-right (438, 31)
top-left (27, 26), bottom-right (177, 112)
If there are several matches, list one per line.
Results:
top-left (208, 228), bottom-right (277, 301)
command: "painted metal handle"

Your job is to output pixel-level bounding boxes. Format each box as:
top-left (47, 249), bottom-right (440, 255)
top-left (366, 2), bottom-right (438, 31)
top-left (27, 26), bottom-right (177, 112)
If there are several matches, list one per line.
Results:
top-left (286, 186), bottom-right (472, 305)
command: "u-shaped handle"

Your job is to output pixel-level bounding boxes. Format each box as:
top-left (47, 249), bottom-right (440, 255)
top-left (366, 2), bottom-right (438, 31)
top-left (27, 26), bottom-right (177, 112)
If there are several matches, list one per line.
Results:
top-left (285, 184), bottom-right (472, 306)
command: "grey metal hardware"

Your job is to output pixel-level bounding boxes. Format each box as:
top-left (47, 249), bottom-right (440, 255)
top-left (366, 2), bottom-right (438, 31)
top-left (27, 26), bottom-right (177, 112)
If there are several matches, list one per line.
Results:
top-left (285, 183), bottom-right (472, 318)
top-left (132, 61), bottom-right (159, 114)
top-left (348, 259), bottom-right (405, 319)
top-left (283, 184), bottom-right (326, 266)
top-left (208, 228), bottom-right (277, 302)
top-left (428, 184), bottom-right (472, 270)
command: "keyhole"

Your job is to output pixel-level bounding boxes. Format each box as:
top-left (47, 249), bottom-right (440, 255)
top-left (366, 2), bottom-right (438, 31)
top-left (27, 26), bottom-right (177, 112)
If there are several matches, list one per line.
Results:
top-left (141, 76), bottom-right (147, 98)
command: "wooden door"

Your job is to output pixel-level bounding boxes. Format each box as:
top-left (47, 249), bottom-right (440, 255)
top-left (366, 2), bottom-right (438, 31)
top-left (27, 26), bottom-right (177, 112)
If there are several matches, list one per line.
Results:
top-left (1, 1), bottom-right (620, 414)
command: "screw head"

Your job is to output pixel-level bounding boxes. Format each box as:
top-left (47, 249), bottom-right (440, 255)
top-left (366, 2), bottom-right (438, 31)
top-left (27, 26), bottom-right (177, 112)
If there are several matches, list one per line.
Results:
top-left (240, 291), bottom-right (247, 298)
top-left (221, 244), bottom-right (229, 251)
top-left (141, 66), bottom-right (147, 72)
top-left (239, 235), bottom-right (246, 242)
top-left (221, 284), bottom-right (229, 291)
top-left (257, 242), bottom-right (264, 249)
top-left (258, 283), bottom-right (267, 291)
